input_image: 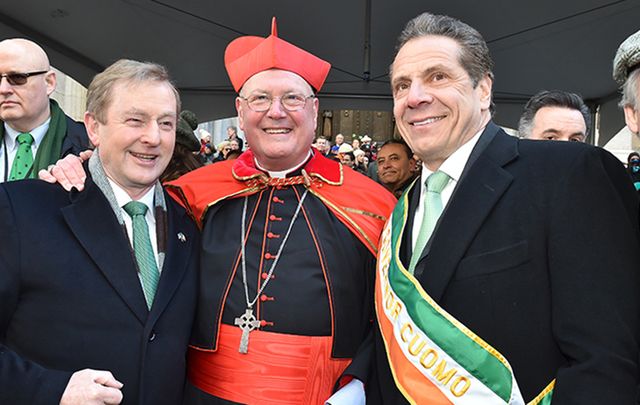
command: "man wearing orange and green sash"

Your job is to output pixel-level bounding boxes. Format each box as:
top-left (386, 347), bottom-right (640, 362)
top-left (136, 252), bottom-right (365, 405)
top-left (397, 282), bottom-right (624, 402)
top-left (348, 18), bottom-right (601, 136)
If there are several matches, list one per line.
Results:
top-left (369, 12), bottom-right (640, 404)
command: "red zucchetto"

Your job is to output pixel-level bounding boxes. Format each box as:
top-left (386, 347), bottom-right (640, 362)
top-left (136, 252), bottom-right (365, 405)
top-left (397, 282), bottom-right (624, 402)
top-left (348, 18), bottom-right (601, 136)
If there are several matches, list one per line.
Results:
top-left (224, 17), bottom-right (331, 92)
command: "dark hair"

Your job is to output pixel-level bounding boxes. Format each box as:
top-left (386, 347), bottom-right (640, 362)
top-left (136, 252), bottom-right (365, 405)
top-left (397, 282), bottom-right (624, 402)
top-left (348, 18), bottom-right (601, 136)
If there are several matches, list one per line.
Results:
top-left (628, 151), bottom-right (640, 163)
top-left (379, 139), bottom-right (414, 159)
top-left (342, 151), bottom-right (355, 161)
top-left (393, 12), bottom-right (494, 87)
top-left (518, 90), bottom-right (591, 138)
top-left (161, 143), bottom-right (203, 183)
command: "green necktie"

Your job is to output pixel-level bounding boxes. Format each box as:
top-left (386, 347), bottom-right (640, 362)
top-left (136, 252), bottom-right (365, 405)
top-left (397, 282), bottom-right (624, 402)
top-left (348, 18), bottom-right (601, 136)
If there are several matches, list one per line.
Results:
top-left (408, 171), bottom-right (450, 275)
top-left (9, 133), bottom-right (34, 181)
top-left (123, 201), bottom-right (159, 309)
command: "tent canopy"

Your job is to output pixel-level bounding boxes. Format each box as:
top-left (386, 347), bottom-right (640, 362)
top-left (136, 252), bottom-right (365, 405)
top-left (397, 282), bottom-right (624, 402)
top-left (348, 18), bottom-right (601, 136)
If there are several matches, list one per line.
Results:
top-left (1, 0), bottom-right (639, 143)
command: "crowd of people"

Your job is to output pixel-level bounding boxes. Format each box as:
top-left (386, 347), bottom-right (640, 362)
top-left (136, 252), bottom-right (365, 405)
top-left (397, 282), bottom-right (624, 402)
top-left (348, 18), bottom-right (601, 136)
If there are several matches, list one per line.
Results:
top-left (0, 10), bottom-right (640, 405)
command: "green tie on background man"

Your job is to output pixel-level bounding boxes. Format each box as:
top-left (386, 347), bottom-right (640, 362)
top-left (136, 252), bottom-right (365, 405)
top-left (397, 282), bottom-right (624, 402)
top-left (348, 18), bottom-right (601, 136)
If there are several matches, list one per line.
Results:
top-left (123, 201), bottom-right (160, 309)
top-left (9, 133), bottom-right (34, 181)
top-left (408, 170), bottom-right (450, 274)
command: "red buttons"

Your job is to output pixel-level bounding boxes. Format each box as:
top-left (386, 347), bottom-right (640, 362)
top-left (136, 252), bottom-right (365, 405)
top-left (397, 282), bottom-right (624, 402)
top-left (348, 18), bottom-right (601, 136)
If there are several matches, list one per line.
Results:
top-left (261, 272), bottom-right (269, 280)
top-left (267, 232), bottom-right (280, 239)
top-left (269, 214), bottom-right (282, 221)
top-left (272, 196), bottom-right (284, 203)
top-left (260, 320), bottom-right (274, 327)
top-left (260, 294), bottom-right (274, 302)
top-left (265, 253), bottom-right (275, 260)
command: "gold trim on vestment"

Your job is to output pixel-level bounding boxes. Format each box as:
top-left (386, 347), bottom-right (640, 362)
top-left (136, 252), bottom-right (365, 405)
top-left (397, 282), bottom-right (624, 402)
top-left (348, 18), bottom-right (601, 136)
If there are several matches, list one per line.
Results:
top-left (342, 207), bottom-right (387, 221)
top-left (308, 188), bottom-right (378, 254)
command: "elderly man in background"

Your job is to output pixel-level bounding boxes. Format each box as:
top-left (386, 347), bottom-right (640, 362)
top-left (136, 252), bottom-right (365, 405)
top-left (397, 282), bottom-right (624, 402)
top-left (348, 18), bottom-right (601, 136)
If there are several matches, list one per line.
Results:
top-left (614, 29), bottom-right (640, 147)
top-left (370, 12), bottom-right (640, 404)
top-left (0, 38), bottom-right (88, 182)
top-left (518, 90), bottom-right (590, 142)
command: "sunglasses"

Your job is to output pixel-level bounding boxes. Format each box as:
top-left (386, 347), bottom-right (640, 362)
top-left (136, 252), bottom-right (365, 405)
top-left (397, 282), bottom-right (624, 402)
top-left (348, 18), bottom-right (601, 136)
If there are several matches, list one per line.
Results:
top-left (0, 70), bottom-right (48, 86)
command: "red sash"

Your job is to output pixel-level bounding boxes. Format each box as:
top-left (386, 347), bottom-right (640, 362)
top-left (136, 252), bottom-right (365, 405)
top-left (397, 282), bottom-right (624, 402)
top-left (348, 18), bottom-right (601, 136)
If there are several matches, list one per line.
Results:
top-left (188, 324), bottom-right (351, 404)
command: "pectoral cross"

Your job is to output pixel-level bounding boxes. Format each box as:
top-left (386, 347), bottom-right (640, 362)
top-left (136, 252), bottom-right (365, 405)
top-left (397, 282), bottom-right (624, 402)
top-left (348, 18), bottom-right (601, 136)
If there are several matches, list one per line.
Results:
top-left (234, 308), bottom-right (261, 353)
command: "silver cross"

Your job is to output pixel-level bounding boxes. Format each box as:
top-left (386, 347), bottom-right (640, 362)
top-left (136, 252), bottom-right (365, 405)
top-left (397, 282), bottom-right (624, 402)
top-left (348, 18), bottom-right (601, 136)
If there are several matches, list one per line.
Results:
top-left (234, 308), bottom-right (261, 354)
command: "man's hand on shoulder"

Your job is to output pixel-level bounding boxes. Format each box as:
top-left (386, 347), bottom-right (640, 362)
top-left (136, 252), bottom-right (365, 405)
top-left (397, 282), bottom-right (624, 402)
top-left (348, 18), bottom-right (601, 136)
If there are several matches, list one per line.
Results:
top-left (60, 368), bottom-right (123, 405)
top-left (38, 150), bottom-right (92, 191)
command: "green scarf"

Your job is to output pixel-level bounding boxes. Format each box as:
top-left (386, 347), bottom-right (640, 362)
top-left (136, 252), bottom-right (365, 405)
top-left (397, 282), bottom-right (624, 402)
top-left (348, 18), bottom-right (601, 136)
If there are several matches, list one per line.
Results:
top-left (0, 99), bottom-right (68, 178)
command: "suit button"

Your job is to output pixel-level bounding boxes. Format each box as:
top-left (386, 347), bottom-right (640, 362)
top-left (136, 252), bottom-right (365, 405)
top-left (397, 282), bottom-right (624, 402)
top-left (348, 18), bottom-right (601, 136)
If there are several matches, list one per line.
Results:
top-left (149, 331), bottom-right (156, 342)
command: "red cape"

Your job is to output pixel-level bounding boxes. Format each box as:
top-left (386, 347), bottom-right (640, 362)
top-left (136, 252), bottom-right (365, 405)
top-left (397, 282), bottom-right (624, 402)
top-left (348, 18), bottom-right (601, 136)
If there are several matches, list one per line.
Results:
top-left (166, 149), bottom-right (396, 255)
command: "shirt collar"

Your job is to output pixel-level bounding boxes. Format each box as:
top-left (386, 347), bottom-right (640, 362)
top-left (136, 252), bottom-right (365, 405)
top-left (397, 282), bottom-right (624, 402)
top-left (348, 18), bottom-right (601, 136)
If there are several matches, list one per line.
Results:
top-left (4, 118), bottom-right (51, 151)
top-left (254, 150), bottom-right (312, 178)
top-left (108, 178), bottom-right (156, 218)
top-left (420, 126), bottom-right (485, 182)
top-left (232, 148), bottom-right (342, 185)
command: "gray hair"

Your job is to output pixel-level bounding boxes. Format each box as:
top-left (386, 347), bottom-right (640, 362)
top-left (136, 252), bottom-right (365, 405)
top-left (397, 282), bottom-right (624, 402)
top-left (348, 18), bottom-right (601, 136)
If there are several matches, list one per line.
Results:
top-left (518, 90), bottom-right (591, 138)
top-left (393, 12), bottom-right (494, 87)
top-left (619, 68), bottom-right (640, 110)
top-left (87, 59), bottom-right (180, 123)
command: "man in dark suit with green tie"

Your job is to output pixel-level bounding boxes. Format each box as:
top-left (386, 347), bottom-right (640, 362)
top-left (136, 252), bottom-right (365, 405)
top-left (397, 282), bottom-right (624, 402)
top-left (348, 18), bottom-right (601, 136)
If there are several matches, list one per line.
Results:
top-left (0, 59), bottom-right (199, 405)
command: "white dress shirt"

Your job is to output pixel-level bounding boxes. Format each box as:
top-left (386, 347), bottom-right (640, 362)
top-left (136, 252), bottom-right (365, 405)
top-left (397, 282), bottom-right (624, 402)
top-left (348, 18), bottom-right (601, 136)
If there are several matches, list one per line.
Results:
top-left (0, 119), bottom-right (50, 181)
top-left (411, 127), bottom-right (484, 251)
top-left (108, 179), bottom-right (161, 272)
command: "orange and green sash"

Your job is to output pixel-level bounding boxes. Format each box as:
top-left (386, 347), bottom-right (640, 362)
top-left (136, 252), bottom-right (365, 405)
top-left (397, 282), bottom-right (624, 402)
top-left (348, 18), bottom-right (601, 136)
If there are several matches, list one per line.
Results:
top-left (374, 189), bottom-right (554, 405)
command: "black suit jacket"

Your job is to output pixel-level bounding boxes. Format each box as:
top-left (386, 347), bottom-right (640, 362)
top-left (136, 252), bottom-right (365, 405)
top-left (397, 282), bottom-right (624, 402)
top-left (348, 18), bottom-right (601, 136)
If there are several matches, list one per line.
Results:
top-left (0, 177), bottom-right (199, 405)
top-left (370, 122), bottom-right (640, 404)
top-left (61, 115), bottom-right (90, 157)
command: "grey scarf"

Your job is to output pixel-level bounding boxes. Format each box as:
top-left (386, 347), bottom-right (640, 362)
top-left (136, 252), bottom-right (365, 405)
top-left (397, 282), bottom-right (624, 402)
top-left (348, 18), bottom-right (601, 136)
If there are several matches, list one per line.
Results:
top-left (88, 149), bottom-right (167, 272)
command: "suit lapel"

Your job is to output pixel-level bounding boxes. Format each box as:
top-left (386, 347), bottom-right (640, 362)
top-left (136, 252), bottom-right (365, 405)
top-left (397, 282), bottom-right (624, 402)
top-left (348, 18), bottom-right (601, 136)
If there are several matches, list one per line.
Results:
top-left (417, 125), bottom-right (518, 301)
top-left (146, 195), bottom-right (195, 325)
top-left (400, 181), bottom-right (421, 267)
top-left (62, 180), bottom-right (148, 323)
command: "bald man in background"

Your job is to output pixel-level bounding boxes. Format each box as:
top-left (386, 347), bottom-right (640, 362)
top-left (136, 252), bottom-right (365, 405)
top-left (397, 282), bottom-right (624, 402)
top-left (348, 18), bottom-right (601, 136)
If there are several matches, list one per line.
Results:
top-left (0, 38), bottom-right (88, 182)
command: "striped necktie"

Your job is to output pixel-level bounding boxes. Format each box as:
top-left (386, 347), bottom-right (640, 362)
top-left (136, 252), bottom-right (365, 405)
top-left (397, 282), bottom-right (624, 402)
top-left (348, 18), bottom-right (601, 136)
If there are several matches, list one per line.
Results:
top-left (408, 170), bottom-right (450, 275)
top-left (9, 132), bottom-right (34, 180)
top-left (123, 201), bottom-right (159, 309)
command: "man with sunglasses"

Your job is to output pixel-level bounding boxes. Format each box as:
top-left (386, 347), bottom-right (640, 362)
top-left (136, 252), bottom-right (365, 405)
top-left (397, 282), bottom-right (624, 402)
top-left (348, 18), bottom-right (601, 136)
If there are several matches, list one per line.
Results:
top-left (0, 38), bottom-right (88, 182)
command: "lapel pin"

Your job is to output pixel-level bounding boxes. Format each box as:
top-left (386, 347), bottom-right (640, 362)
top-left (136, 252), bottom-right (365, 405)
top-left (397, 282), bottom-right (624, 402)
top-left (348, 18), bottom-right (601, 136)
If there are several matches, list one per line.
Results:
top-left (177, 232), bottom-right (187, 242)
